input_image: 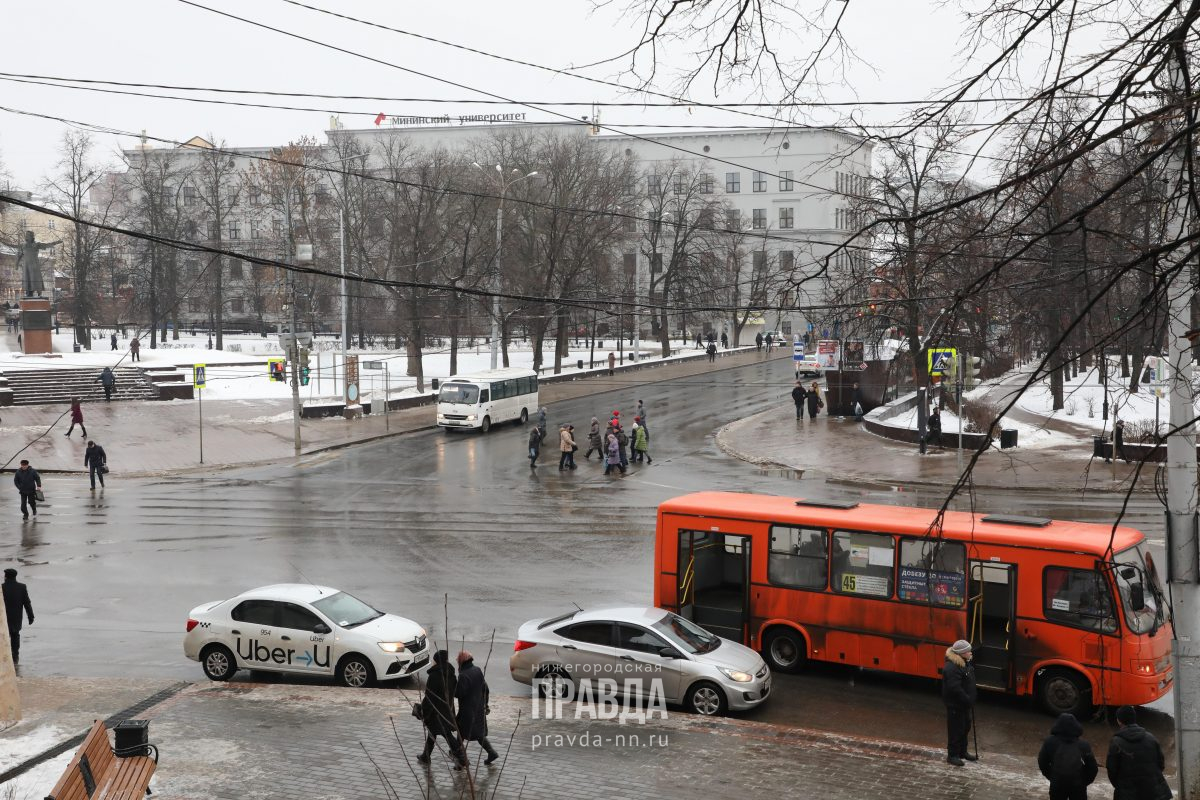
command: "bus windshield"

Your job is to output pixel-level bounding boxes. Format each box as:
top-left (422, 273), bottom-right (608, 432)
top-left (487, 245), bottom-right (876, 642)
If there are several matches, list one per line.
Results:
top-left (439, 383), bottom-right (479, 404)
top-left (1114, 545), bottom-right (1166, 635)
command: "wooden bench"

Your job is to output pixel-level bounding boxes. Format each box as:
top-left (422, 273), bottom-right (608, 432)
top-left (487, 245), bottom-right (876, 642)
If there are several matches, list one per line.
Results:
top-left (45, 720), bottom-right (158, 800)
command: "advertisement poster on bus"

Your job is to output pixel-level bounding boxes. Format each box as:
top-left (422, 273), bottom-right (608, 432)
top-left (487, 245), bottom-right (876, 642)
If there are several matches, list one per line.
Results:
top-left (816, 339), bottom-right (840, 371)
top-left (898, 567), bottom-right (966, 606)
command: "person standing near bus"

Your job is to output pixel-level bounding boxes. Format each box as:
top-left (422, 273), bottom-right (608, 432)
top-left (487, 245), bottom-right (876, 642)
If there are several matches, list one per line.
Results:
top-left (1105, 705), bottom-right (1171, 800)
top-left (942, 639), bottom-right (978, 767)
top-left (1038, 713), bottom-right (1098, 800)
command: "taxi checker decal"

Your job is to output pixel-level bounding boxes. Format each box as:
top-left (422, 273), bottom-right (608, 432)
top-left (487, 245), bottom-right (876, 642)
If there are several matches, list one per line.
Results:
top-left (235, 636), bottom-right (332, 669)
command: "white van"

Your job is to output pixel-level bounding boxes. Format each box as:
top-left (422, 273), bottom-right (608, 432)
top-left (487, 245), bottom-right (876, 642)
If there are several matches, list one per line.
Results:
top-left (436, 368), bottom-right (538, 433)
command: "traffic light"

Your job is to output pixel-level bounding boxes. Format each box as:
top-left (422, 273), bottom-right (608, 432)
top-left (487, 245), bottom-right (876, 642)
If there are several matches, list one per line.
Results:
top-left (964, 354), bottom-right (983, 388)
top-left (298, 347), bottom-right (311, 386)
top-left (269, 359), bottom-right (286, 382)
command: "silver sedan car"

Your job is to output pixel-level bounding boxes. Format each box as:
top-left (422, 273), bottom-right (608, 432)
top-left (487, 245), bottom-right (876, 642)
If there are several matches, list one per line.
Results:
top-left (509, 606), bottom-right (771, 716)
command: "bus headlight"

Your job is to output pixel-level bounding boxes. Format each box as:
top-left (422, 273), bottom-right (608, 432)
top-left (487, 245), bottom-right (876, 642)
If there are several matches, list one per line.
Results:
top-left (1132, 660), bottom-right (1156, 675)
top-left (466, 415), bottom-right (477, 421)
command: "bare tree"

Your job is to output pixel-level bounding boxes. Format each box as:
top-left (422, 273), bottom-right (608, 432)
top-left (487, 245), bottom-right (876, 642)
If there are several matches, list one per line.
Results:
top-left (192, 138), bottom-right (243, 349)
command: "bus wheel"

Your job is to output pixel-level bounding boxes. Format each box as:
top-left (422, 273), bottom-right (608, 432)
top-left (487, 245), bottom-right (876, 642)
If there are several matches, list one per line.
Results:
top-left (518, 408), bottom-right (528, 425)
top-left (764, 628), bottom-right (807, 674)
top-left (1038, 668), bottom-right (1091, 717)
top-left (480, 416), bottom-right (491, 433)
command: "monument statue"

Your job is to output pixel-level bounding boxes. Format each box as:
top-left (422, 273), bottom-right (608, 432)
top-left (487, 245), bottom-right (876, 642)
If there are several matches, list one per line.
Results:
top-left (16, 230), bottom-right (61, 297)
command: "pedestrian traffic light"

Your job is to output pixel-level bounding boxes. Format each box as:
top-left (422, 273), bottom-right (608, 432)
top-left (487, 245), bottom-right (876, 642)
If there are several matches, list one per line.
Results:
top-left (269, 359), bottom-right (286, 382)
top-left (300, 365), bottom-right (311, 386)
top-left (298, 347), bottom-right (311, 386)
top-left (964, 354), bottom-right (983, 388)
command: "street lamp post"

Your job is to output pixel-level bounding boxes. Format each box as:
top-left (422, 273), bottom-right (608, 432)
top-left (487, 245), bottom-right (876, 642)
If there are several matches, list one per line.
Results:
top-left (474, 163), bottom-right (537, 370)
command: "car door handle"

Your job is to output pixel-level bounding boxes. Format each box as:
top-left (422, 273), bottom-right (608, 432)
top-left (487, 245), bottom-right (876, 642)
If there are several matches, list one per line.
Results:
top-left (561, 644), bottom-right (577, 650)
top-left (231, 629), bottom-right (241, 636)
top-left (280, 635), bottom-right (291, 641)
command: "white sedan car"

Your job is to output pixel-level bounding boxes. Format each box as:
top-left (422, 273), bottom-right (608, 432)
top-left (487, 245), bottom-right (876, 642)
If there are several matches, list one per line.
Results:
top-left (184, 584), bottom-right (430, 688)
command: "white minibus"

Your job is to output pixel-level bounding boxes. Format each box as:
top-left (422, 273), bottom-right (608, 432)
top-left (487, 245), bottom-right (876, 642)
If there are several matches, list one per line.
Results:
top-left (436, 368), bottom-right (539, 433)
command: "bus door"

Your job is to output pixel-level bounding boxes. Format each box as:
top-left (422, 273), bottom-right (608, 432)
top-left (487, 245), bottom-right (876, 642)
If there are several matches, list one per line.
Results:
top-left (677, 530), bottom-right (751, 644)
top-left (968, 561), bottom-right (1016, 689)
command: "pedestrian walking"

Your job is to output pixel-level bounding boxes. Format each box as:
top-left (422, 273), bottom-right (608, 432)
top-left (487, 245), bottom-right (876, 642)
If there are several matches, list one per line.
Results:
top-left (604, 432), bottom-right (625, 475)
top-left (806, 382), bottom-right (824, 420)
top-left (755, 332), bottom-right (763, 352)
top-left (110, 333), bottom-right (118, 351)
top-left (129, 337), bottom-right (140, 362)
top-left (616, 423), bottom-right (630, 468)
top-left (84, 440), bottom-right (107, 490)
top-left (97, 367), bottom-right (116, 401)
top-left (1106, 705), bottom-right (1172, 800)
top-left (2, 568), bottom-right (34, 665)
top-left (1038, 713), bottom-right (1099, 800)
top-left (607, 352), bottom-right (616, 376)
top-left (706, 342), bottom-right (717, 363)
top-left (537, 407), bottom-right (548, 442)
top-left (14, 460), bottom-right (42, 520)
top-left (633, 420), bottom-right (652, 464)
top-left (721, 331), bottom-right (729, 349)
top-left (584, 417), bottom-right (603, 460)
top-left (417, 650), bottom-right (468, 768)
top-left (455, 651), bottom-right (500, 766)
top-left (851, 382), bottom-right (865, 422)
top-left (559, 424), bottom-right (577, 470)
top-left (791, 381), bottom-right (808, 420)
top-left (942, 639), bottom-right (978, 767)
top-left (1107, 419), bottom-right (1131, 464)
top-left (695, 332), bottom-right (703, 350)
top-left (64, 398), bottom-right (87, 439)
top-left (924, 406), bottom-right (943, 448)
top-left (527, 426), bottom-right (541, 469)
top-left (636, 399), bottom-right (647, 424)
top-left (765, 332), bottom-right (773, 353)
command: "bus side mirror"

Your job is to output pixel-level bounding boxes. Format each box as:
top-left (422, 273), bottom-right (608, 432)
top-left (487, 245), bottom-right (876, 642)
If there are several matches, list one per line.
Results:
top-left (1130, 585), bottom-right (1146, 612)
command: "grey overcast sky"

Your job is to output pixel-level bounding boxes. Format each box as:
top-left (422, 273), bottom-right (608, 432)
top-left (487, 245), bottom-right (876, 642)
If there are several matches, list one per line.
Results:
top-left (0, 0), bottom-right (1010, 188)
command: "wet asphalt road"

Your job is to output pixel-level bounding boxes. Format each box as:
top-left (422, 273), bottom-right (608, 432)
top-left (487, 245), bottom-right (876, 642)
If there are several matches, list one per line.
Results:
top-left (3, 356), bottom-right (1174, 754)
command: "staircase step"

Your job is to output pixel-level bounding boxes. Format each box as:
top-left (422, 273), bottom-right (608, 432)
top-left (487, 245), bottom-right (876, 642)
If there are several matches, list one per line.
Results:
top-left (0, 367), bottom-right (159, 405)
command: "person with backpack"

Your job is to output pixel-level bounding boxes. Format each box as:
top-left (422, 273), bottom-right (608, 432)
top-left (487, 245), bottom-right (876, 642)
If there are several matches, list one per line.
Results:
top-left (1106, 705), bottom-right (1172, 800)
top-left (1038, 713), bottom-right (1099, 800)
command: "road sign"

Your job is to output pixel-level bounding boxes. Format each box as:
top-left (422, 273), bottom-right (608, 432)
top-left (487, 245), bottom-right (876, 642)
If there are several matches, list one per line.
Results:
top-left (927, 347), bottom-right (957, 376)
top-left (268, 358), bottom-right (286, 382)
top-left (193, 364), bottom-right (206, 388)
top-left (793, 342), bottom-right (805, 362)
top-left (362, 360), bottom-right (384, 370)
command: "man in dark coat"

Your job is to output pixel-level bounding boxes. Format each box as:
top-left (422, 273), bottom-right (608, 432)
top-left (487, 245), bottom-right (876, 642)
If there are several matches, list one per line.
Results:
top-left (3, 568), bottom-right (34, 664)
top-left (755, 332), bottom-right (763, 352)
top-left (418, 650), bottom-right (468, 768)
top-left (527, 426), bottom-right (541, 469)
top-left (1106, 705), bottom-right (1172, 800)
top-left (84, 440), bottom-right (107, 490)
top-left (97, 367), bottom-right (116, 401)
top-left (942, 639), bottom-right (977, 766)
top-left (1038, 712), bottom-right (1099, 800)
top-left (13, 460), bottom-right (42, 519)
top-left (791, 381), bottom-right (808, 420)
top-left (851, 382), bottom-right (865, 422)
top-left (1108, 419), bottom-right (1131, 464)
top-left (456, 651), bottom-right (499, 765)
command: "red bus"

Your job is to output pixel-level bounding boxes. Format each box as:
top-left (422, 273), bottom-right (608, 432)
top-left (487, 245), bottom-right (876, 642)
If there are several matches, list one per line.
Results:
top-left (654, 492), bottom-right (1173, 715)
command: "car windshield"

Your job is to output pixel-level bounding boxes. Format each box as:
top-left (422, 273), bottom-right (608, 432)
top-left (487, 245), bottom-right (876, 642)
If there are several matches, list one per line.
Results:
top-left (652, 612), bottom-right (721, 654)
top-left (1114, 545), bottom-right (1166, 635)
top-left (439, 383), bottom-right (479, 404)
top-left (312, 591), bottom-right (383, 629)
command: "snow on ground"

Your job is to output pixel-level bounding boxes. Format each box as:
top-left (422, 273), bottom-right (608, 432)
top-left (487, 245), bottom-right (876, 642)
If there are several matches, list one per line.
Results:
top-left (0, 723), bottom-right (71, 773)
top-left (1013, 362), bottom-right (1170, 435)
top-left (888, 402), bottom-right (1075, 450)
top-left (1, 751), bottom-right (75, 799)
top-left (1, 329), bottom-right (741, 403)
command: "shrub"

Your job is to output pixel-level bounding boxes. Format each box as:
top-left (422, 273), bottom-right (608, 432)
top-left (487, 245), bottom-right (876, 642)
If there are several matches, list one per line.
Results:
top-left (962, 399), bottom-right (1003, 436)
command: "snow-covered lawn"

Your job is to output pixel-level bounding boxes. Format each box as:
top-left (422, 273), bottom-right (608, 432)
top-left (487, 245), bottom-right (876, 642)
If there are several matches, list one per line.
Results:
top-left (1013, 363), bottom-right (1170, 435)
top-left (887, 402), bottom-right (1076, 450)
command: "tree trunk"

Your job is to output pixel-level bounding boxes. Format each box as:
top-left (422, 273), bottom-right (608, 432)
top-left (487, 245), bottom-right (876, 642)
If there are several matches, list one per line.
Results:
top-left (448, 292), bottom-right (459, 378)
top-left (553, 310), bottom-right (567, 374)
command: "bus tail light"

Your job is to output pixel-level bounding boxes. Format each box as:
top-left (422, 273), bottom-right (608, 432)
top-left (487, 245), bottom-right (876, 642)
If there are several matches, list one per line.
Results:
top-left (513, 640), bottom-right (537, 652)
top-left (186, 619), bottom-right (199, 633)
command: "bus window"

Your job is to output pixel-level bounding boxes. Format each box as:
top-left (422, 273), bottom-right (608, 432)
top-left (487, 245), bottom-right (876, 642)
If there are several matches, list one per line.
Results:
top-left (1043, 568), bottom-right (1117, 633)
top-left (479, 389), bottom-right (490, 403)
top-left (1114, 546), bottom-right (1165, 634)
top-left (832, 530), bottom-right (894, 598)
top-left (439, 383), bottom-right (479, 404)
top-left (898, 539), bottom-right (966, 608)
top-left (768, 525), bottom-right (827, 589)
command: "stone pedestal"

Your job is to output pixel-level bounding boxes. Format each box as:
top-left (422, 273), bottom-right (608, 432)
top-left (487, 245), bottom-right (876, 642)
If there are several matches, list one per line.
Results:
top-left (18, 297), bottom-right (53, 354)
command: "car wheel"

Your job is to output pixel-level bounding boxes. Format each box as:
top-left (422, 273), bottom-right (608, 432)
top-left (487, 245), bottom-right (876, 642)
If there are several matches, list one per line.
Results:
top-left (686, 680), bottom-right (728, 716)
top-left (534, 665), bottom-right (571, 699)
top-left (480, 416), bottom-right (491, 433)
top-left (337, 654), bottom-right (376, 688)
top-left (1038, 668), bottom-right (1091, 717)
top-left (201, 644), bottom-right (237, 682)
top-left (519, 408), bottom-right (528, 425)
top-left (764, 628), bottom-right (807, 674)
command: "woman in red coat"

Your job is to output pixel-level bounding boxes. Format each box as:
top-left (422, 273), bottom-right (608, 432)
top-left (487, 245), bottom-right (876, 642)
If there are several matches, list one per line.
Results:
top-left (65, 398), bottom-right (87, 439)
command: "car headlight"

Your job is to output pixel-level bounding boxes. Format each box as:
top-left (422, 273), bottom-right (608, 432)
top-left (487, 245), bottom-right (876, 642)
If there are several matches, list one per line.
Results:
top-left (466, 414), bottom-right (477, 421)
top-left (378, 642), bottom-right (407, 653)
top-left (719, 667), bottom-right (754, 683)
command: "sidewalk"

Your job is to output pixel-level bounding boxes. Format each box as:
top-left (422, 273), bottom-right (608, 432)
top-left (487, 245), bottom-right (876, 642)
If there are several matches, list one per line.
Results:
top-left (717, 406), bottom-right (1157, 493)
top-left (1, 677), bottom-right (1075, 800)
top-left (0, 347), bottom-right (778, 475)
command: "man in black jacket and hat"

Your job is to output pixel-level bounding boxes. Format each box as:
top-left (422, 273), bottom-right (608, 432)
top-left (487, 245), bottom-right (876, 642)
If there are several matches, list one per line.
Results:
top-left (13, 460), bottom-right (41, 519)
top-left (1038, 712), bottom-right (1099, 800)
top-left (1106, 705), bottom-right (1172, 800)
top-left (456, 650), bottom-right (499, 765)
top-left (942, 639), bottom-right (977, 766)
top-left (418, 650), bottom-right (468, 768)
top-left (3, 568), bottom-right (34, 664)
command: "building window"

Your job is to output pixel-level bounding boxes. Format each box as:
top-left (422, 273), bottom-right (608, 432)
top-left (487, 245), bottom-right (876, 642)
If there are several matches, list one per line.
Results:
top-left (832, 530), bottom-right (895, 598)
top-left (1044, 568), bottom-right (1117, 633)
top-left (272, 219), bottom-right (283, 236)
top-left (229, 260), bottom-right (244, 280)
top-left (623, 253), bottom-right (637, 276)
top-left (768, 525), bottom-right (827, 589)
top-left (779, 207), bottom-right (794, 229)
top-left (898, 540), bottom-right (966, 608)
top-left (182, 220), bottom-right (198, 241)
top-left (647, 174), bottom-right (662, 194)
top-left (725, 172), bottom-right (740, 193)
top-left (622, 215), bottom-right (636, 233)
top-left (752, 171), bottom-right (767, 192)
top-left (250, 220), bottom-right (262, 240)
top-left (673, 175), bottom-right (685, 195)
top-left (752, 209), bottom-right (766, 229)
top-left (248, 188), bottom-right (261, 206)
top-left (700, 173), bottom-right (714, 194)
top-left (47, 219), bottom-right (56, 230)
top-left (752, 251), bottom-right (767, 270)
top-left (183, 186), bottom-right (196, 206)
top-left (726, 209), bottom-right (740, 230)
top-left (780, 250), bottom-right (795, 271)
top-left (227, 221), bottom-right (241, 240)
top-left (780, 170), bottom-right (794, 191)
top-left (231, 297), bottom-right (244, 314)
top-left (207, 221), bottom-right (220, 240)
